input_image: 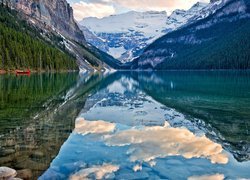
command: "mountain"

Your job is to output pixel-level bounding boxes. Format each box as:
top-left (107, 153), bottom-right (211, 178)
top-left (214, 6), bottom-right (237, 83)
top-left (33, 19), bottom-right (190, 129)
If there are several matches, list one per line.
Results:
top-left (0, 4), bottom-right (77, 71)
top-left (164, 2), bottom-right (209, 32)
top-left (2, 0), bottom-right (120, 71)
top-left (132, 0), bottom-right (250, 70)
top-left (10, 0), bottom-right (85, 44)
top-left (80, 11), bottom-right (168, 63)
top-left (80, 2), bottom-right (208, 63)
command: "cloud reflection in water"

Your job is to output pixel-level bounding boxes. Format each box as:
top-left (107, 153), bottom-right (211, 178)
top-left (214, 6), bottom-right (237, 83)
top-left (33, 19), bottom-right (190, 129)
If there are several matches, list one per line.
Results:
top-left (74, 118), bottom-right (228, 166)
top-left (74, 118), bottom-right (116, 135)
top-left (70, 164), bottom-right (119, 180)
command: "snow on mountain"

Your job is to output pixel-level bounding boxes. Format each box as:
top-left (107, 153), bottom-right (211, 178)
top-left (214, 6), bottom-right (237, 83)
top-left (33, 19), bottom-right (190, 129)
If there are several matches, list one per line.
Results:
top-left (164, 2), bottom-right (208, 31)
top-left (188, 0), bottom-right (224, 22)
top-left (132, 0), bottom-right (249, 70)
top-left (79, 2), bottom-right (208, 63)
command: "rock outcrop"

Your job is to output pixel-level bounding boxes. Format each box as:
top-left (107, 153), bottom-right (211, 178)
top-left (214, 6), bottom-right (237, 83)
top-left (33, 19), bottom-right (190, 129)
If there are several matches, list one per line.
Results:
top-left (10, 0), bottom-right (85, 43)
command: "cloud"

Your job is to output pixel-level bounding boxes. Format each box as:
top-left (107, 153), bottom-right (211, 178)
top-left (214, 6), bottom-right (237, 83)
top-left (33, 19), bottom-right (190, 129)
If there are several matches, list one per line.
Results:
top-left (70, 0), bottom-right (210, 20)
top-left (104, 122), bottom-right (229, 165)
top-left (188, 174), bottom-right (225, 180)
top-left (74, 118), bottom-right (116, 135)
top-left (71, 1), bottom-right (115, 21)
top-left (109, 0), bottom-right (210, 12)
top-left (70, 164), bottom-right (119, 180)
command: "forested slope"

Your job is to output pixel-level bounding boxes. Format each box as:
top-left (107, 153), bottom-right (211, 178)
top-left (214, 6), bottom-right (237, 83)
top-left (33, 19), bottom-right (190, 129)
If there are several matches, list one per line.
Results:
top-left (0, 5), bottom-right (78, 71)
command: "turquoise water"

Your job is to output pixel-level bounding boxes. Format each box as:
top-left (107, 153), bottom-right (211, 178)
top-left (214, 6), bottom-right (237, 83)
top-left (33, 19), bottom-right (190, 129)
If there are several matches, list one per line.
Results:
top-left (0, 71), bottom-right (250, 179)
top-left (41, 71), bottom-right (250, 179)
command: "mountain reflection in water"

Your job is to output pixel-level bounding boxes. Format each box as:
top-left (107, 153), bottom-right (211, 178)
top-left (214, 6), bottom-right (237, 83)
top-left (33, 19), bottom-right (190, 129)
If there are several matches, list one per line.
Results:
top-left (0, 73), bottom-right (106, 178)
top-left (40, 71), bottom-right (250, 180)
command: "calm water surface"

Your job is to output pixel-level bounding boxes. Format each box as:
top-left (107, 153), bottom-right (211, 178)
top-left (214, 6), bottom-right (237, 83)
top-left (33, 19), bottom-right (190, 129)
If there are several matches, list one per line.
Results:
top-left (0, 71), bottom-right (250, 179)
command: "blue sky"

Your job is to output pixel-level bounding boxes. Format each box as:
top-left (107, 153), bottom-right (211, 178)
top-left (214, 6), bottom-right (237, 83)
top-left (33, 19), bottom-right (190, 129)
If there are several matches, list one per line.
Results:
top-left (68, 0), bottom-right (210, 21)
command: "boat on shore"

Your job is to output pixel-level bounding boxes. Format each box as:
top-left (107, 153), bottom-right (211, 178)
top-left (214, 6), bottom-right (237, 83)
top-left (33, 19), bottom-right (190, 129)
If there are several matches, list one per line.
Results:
top-left (15, 69), bottom-right (31, 75)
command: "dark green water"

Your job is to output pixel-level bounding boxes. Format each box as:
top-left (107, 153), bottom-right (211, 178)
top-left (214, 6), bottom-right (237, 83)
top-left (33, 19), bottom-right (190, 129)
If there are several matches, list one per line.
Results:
top-left (0, 73), bottom-right (105, 178)
top-left (0, 71), bottom-right (250, 179)
top-left (0, 73), bottom-right (77, 133)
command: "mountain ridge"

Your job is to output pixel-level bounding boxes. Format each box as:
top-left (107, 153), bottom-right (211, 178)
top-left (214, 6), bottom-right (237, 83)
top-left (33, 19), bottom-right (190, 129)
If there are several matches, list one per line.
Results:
top-left (131, 0), bottom-right (250, 70)
top-left (80, 2), bottom-right (208, 63)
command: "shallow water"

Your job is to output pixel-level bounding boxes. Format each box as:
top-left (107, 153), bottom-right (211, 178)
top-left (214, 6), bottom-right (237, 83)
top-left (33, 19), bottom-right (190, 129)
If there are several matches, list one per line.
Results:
top-left (0, 73), bottom-right (104, 177)
top-left (0, 71), bottom-right (250, 179)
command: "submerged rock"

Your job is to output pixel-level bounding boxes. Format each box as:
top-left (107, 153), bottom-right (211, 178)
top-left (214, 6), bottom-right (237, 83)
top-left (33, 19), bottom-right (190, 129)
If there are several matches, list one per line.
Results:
top-left (0, 166), bottom-right (17, 179)
top-left (15, 159), bottom-right (47, 171)
top-left (0, 155), bottom-right (14, 164)
top-left (30, 151), bottom-right (45, 159)
top-left (0, 149), bottom-right (15, 157)
top-left (17, 169), bottom-right (33, 180)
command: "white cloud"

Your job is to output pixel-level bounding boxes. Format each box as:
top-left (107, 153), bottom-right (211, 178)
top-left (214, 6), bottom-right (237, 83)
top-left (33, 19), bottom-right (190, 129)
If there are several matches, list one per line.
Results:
top-left (70, 0), bottom-right (210, 20)
top-left (74, 118), bottom-right (116, 135)
top-left (188, 174), bottom-right (225, 180)
top-left (70, 164), bottom-right (119, 180)
top-left (72, 1), bottom-right (115, 21)
top-left (109, 0), bottom-right (210, 12)
top-left (104, 122), bottom-right (229, 165)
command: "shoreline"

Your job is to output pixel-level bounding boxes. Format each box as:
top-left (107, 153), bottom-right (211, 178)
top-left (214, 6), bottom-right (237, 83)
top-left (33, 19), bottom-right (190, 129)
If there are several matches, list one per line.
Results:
top-left (0, 69), bottom-right (79, 74)
top-left (0, 70), bottom-right (7, 74)
top-left (2, 69), bottom-right (250, 75)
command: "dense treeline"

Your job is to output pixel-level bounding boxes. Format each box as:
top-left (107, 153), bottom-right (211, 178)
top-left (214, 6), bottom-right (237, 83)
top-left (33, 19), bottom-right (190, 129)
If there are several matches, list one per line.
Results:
top-left (157, 20), bottom-right (250, 70)
top-left (0, 5), bottom-right (77, 71)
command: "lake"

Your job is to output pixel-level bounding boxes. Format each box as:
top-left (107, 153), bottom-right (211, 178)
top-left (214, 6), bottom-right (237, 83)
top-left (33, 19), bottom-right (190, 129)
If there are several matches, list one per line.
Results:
top-left (0, 71), bottom-right (250, 179)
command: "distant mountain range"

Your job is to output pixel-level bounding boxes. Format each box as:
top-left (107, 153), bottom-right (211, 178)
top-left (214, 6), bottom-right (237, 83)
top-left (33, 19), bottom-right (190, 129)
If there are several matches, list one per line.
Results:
top-left (1, 0), bottom-right (249, 71)
top-left (131, 0), bottom-right (250, 70)
top-left (79, 2), bottom-right (208, 63)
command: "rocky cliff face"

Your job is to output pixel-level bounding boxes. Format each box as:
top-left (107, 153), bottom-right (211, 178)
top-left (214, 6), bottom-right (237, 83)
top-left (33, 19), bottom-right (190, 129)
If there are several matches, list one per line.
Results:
top-left (11, 0), bottom-right (85, 43)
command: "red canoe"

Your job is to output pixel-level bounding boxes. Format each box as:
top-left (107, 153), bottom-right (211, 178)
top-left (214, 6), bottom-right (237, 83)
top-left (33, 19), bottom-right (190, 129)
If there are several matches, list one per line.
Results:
top-left (15, 69), bottom-right (31, 75)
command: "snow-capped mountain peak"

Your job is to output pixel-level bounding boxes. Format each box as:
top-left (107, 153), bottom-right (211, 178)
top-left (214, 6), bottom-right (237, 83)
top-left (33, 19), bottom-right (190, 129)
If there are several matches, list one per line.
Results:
top-left (79, 2), bottom-right (209, 63)
top-left (81, 11), bottom-right (168, 35)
